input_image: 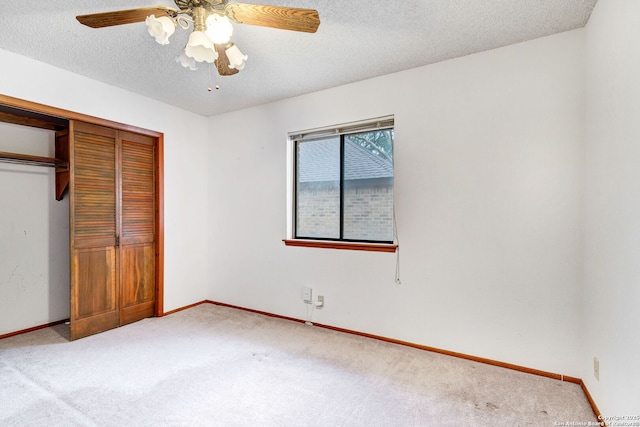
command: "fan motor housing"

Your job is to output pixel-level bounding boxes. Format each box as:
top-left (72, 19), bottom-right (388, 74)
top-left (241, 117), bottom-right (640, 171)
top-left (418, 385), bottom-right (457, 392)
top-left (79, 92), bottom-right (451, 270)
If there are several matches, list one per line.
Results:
top-left (175, 0), bottom-right (226, 11)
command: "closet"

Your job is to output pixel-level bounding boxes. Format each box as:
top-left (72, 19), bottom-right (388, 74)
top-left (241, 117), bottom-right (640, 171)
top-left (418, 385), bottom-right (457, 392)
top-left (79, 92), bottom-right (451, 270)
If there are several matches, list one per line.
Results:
top-left (0, 97), bottom-right (163, 340)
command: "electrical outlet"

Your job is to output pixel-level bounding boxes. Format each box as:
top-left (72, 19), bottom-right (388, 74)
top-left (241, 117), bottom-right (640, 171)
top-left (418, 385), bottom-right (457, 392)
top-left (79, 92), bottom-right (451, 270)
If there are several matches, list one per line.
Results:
top-left (316, 295), bottom-right (324, 308)
top-left (594, 357), bottom-right (599, 381)
top-left (303, 286), bottom-right (312, 303)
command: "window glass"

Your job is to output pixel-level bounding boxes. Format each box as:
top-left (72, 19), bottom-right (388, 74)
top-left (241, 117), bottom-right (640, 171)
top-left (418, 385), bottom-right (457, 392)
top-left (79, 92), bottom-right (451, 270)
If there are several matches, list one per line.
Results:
top-left (296, 137), bottom-right (340, 239)
top-left (343, 130), bottom-right (394, 241)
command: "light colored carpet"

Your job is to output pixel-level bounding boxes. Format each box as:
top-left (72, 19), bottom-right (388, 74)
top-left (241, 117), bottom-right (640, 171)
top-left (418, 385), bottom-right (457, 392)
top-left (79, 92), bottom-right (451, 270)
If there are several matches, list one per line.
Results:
top-left (0, 303), bottom-right (596, 426)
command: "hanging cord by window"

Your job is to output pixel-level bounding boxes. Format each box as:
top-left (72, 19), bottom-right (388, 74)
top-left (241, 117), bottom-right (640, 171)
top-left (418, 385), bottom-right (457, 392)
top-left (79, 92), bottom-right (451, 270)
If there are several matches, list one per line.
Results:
top-left (393, 202), bottom-right (401, 285)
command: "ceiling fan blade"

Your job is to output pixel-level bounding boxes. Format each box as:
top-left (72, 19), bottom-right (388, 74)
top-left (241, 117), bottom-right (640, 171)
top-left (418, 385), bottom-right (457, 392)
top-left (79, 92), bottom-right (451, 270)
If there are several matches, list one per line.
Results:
top-left (76, 7), bottom-right (177, 28)
top-left (214, 44), bottom-right (240, 76)
top-left (225, 3), bottom-right (320, 33)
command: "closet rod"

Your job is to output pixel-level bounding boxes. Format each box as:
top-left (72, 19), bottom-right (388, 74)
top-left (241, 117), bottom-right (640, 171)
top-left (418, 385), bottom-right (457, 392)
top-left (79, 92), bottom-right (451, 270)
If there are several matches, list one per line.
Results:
top-left (0, 151), bottom-right (68, 169)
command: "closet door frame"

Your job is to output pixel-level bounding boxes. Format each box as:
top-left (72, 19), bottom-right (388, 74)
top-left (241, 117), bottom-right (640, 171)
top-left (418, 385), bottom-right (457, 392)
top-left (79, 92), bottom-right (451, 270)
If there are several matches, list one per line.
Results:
top-left (0, 94), bottom-right (165, 320)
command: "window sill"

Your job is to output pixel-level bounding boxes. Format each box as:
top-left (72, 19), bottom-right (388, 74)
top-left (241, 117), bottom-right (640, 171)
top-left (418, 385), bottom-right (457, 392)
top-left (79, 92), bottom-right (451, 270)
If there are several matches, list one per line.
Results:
top-left (283, 239), bottom-right (397, 253)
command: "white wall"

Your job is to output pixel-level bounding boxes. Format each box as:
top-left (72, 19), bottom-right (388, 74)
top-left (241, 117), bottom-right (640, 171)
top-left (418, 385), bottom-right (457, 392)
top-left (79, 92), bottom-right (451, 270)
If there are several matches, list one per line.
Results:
top-left (0, 48), bottom-right (211, 333)
top-left (583, 0), bottom-right (640, 415)
top-left (0, 123), bottom-right (69, 334)
top-left (208, 30), bottom-right (585, 376)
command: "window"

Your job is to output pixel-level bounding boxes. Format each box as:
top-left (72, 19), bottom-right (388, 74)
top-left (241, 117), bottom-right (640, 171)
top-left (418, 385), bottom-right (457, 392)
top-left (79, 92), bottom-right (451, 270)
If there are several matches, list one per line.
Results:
top-left (289, 116), bottom-right (395, 247)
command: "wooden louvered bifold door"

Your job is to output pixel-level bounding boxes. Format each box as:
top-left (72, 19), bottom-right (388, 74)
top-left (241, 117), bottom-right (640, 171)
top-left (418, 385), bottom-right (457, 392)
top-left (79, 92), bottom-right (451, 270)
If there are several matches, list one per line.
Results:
top-left (69, 122), bottom-right (119, 340)
top-left (119, 131), bottom-right (156, 325)
top-left (69, 122), bottom-right (157, 340)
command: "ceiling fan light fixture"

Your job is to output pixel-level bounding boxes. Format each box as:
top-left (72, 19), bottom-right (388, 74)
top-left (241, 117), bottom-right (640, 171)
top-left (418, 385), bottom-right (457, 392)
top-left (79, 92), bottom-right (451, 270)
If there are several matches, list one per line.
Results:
top-left (225, 44), bottom-right (248, 70)
top-left (145, 15), bottom-right (175, 45)
top-left (176, 50), bottom-right (198, 71)
top-left (185, 31), bottom-right (218, 63)
top-left (77, 2), bottom-right (321, 76)
top-left (205, 14), bottom-right (233, 44)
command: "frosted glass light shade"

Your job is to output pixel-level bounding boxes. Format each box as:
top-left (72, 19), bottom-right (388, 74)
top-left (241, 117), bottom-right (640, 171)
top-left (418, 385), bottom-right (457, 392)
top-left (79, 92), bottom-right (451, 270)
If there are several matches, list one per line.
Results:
top-left (146, 15), bottom-right (175, 45)
top-left (185, 31), bottom-right (218, 63)
top-left (226, 44), bottom-right (248, 70)
top-left (205, 14), bottom-right (233, 44)
top-left (176, 50), bottom-right (197, 70)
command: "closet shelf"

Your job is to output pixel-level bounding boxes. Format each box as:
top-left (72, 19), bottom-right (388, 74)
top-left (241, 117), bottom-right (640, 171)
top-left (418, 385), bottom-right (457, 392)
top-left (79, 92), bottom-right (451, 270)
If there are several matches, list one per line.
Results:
top-left (0, 151), bottom-right (69, 169)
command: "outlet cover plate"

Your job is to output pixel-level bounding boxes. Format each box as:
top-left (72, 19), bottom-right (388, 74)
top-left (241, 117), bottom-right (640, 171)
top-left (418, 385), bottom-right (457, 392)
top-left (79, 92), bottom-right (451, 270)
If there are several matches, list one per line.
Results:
top-left (303, 286), bottom-right (312, 303)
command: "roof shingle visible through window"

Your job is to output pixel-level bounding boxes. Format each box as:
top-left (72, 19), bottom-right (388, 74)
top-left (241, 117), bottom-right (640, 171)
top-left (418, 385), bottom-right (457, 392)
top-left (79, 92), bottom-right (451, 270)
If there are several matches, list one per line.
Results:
top-left (298, 138), bottom-right (393, 183)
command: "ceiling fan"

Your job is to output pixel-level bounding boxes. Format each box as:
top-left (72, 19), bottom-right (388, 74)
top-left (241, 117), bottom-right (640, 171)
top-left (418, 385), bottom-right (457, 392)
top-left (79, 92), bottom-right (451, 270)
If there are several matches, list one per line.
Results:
top-left (76, 0), bottom-right (320, 76)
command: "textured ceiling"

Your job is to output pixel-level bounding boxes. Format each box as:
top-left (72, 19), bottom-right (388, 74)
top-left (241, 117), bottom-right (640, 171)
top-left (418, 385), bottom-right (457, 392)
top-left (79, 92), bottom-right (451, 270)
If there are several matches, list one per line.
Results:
top-left (0, 0), bottom-right (597, 117)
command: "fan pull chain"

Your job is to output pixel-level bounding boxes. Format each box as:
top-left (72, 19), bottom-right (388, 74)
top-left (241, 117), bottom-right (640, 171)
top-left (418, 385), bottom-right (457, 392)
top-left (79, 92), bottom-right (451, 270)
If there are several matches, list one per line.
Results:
top-left (207, 63), bottom-right (220, 92)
